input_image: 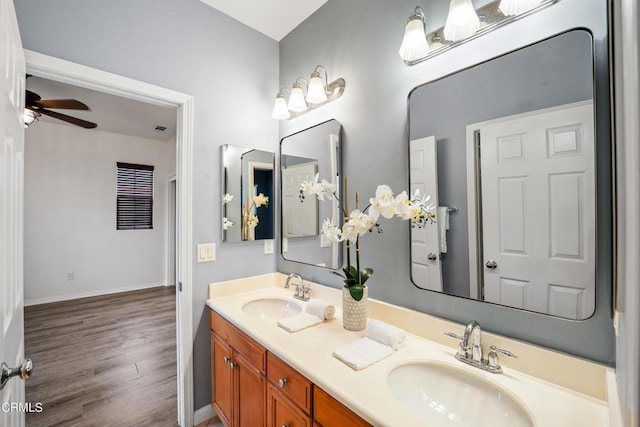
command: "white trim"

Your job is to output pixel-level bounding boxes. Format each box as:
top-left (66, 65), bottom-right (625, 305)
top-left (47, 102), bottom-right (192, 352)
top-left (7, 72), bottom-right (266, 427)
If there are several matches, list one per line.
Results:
top-left (194, 404), bottom-right (217, 426)
top-left (464, 100), bottom-right (593, 301)
top-left (24, 50), bottom-right (195, 427)
top-left (606, 368), bottom-right (624, 427)
top-left (24, 282), bottom-right (170, 307)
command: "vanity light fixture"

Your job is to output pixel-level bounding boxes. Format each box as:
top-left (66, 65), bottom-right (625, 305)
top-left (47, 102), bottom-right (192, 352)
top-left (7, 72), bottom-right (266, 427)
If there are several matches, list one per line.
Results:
top-left (306, 65), bottom-right (329, 104)
top-left (400, 0), bottom-right (558, 65)
top-left (288, 78), bottom-right (308, 113)
top-left (398, 6), bottom-right (430, 62)
top-left (443, 0), bottom-right (480, 42)
top-left (271, 65), bottom-right (346, 120)
top-left (23, 109), bottom-right (40, 128)
top-left (271, 88), bottom-right (291, 120)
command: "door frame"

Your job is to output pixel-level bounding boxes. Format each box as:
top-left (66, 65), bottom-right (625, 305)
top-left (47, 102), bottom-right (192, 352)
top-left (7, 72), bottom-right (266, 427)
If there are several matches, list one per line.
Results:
top-left (465, 99), bottom-right (592, 303)
top-left (24, 50), bottom-right (195, 427)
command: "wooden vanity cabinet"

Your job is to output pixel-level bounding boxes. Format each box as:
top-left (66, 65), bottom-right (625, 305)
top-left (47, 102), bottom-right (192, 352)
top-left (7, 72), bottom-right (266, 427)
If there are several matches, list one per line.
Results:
top-left (210, 311), bottom-right (267, 427)
top-left (210, 309), bottom-right (371, 427)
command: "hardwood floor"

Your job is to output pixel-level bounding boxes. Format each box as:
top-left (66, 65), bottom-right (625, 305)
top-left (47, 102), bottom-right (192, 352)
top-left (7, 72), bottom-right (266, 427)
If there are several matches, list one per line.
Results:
top-left (24, 286), bottom-right (177, 427)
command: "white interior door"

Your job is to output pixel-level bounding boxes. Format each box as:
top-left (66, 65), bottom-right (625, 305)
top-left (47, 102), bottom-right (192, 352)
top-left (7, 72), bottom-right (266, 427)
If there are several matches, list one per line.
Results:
top-left (282, 162), bottom-right (318, 238)
top-left (410, 136), bottom-right (442, 291)
top-left (0, 0), bottom-right (28, 424)
top-left (478, 102), bottom-right (595, 318)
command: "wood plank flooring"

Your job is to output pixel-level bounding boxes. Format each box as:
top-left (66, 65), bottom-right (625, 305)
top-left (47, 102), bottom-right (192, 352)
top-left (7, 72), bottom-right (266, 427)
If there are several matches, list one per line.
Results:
top-left (24, 286), bottom-right (177, 427)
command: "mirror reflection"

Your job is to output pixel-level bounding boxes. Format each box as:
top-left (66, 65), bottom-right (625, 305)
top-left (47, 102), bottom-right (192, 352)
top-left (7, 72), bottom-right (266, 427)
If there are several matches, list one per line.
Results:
top-left (409, 30), bottom-right (595, 320)
top-left (221, 144), bottom-right (274, 243)
top-left (280, 119), bottom-right (342, 268)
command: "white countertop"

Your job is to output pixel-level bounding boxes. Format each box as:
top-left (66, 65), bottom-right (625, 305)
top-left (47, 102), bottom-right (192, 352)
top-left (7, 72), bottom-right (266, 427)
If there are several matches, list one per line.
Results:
top-left (206, 274), bottom-right (614, 427)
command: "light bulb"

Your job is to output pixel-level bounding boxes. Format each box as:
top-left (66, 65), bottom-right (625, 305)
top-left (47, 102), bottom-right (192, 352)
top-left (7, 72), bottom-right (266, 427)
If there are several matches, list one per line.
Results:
top-left (443, 0), bottom-right (480, 42)
top-left (399, 16), bottom-right (430, 61)
top-left (499, 0), bottom-right (542, 16)
top-left (288, 84), bottom-right (307, 113)
top-left (306, 73), bottom-right (328, 104)
top-left (271, 95), bottom-right (290, 120)
top-left (23, 109), bottom-right (40, 128)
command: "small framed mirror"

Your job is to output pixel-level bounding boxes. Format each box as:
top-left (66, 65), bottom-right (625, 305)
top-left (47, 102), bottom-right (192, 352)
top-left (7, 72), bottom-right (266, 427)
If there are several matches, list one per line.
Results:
top-left (280, 119), bottom-right (342, 268)
top-left (221, 144), bottom-right (274, 243)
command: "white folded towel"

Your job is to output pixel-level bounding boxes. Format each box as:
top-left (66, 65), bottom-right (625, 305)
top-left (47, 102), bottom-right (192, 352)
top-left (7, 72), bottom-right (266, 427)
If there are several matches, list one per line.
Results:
top-left (277, 299), bottom-right (335, 333)
top-left (306, 299), bottom-right (335, 320)
top-left (277, 313), bottom-right (323, 333)
top-left (332, 337), bottom-right (394, 370)
top-left (366, 319), bottom-right (406, 350)
top-left (332, 320), bottom-right (407, 370)
top-left (437, 206), bottom-right (450, 254)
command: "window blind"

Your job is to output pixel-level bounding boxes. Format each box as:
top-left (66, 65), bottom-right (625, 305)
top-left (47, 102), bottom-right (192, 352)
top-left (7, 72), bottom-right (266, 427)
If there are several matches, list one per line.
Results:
top-left (116, 162), bottom-right (154, 230)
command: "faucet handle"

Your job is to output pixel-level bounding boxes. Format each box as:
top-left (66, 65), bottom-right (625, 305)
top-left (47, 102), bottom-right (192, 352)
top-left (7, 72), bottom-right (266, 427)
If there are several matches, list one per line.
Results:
top-left (487, 345), bottom-right (517, 371)
top-left (444, 332), bottom-right (470, 354)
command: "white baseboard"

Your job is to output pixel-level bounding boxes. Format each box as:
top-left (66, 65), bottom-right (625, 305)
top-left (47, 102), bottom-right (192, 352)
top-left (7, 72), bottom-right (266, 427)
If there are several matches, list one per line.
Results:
top-left (194, 404), bottom-right (217, 425)
top-left (24, 281), bottom-right (173, 306)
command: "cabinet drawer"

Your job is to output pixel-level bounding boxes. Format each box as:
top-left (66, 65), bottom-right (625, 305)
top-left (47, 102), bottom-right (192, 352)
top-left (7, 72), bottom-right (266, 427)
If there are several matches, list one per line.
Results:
top-left (210, 310), bottom-right (266, 373)
top-left (267, 352), bottom-right (312, 415)
top-left (267, 383), bottom-right (312, 427)
top-left (313, 387), bottom-right (371, 427)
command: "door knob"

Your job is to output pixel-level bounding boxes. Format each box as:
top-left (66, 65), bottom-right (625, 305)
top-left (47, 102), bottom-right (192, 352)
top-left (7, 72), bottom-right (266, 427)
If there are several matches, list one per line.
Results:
top-left (427, 253), bottom-right (438, 261)
top-left (485, 260), bottom-right (498, 269)
top-left (1, 359), bottom-right (33, 391)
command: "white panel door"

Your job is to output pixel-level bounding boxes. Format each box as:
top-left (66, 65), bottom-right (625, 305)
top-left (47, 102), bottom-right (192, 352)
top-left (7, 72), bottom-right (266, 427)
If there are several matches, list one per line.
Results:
top-left (479, 102), bottom-right (595, 318)
top-left (409, 136), bottom-right (442, 291)
top-left (0, 0), bottom-right (28, 425)
top-left (282, 162), bottom-right (318, 238)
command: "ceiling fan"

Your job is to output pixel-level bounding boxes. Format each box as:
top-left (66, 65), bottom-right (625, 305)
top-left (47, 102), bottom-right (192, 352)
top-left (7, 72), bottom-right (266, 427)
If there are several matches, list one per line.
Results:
top-left (25, 89), bottom-right (97, 129)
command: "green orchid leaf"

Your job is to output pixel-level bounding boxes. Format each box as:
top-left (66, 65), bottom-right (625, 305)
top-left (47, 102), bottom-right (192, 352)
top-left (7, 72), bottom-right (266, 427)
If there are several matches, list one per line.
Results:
top-left (348, 285), bottom-right (364, 301)
top-left (330, 270), bottom-right (346, 280)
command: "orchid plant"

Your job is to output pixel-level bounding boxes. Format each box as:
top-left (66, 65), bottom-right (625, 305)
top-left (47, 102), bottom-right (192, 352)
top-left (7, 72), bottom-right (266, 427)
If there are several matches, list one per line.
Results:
top-left (300, 174), bottom-right (434, 301)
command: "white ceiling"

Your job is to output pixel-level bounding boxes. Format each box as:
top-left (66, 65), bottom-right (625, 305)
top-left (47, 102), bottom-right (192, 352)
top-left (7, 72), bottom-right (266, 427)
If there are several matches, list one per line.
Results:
top-left (26, 76), bottom-right (177, 142)
top-left (199, 0), bottom-right (328, 41)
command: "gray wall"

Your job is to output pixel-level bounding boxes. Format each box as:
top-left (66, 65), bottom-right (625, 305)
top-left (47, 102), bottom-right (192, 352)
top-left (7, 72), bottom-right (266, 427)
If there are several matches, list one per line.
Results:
top-left (277, 0), bottom-right (614, 364)
top-left (14, 0), bottom-right (279, 410)
top-left (409, 30), bottom-right (593, 298)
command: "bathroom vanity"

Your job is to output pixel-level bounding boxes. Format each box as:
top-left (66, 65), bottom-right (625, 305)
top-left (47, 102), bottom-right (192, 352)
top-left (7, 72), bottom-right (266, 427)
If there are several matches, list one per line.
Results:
top-left (208, 273), bottom-right (619, 427)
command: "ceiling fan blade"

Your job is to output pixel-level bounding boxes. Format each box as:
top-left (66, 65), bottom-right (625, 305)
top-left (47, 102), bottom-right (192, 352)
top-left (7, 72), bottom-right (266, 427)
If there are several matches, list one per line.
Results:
top-left (26, 90), bottom-right (41, 104)
top-left (33, 99), bottom-right (90, 110)
top-left (38, 108), bottom-right (97, 129)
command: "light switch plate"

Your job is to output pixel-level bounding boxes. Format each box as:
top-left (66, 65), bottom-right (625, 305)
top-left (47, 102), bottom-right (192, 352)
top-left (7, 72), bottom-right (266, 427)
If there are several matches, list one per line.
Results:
top-left (197, 243), bottom-right (216, 262)
top-left (264, 239), bottom-right (274, 254)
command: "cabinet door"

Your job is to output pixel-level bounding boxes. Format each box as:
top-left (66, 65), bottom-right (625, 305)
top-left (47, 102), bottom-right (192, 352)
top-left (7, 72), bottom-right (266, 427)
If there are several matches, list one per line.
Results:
top-left (212, 334), bottom-right (233, 427)
top-left (234, 351), bottom-right (266, 427)
top-left (267, 384), bottom-right (312, 427)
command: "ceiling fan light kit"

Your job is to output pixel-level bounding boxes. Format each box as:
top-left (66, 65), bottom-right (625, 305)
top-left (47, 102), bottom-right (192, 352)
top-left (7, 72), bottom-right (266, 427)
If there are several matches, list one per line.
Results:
top-left (24, 89), bottom-right (97, 129)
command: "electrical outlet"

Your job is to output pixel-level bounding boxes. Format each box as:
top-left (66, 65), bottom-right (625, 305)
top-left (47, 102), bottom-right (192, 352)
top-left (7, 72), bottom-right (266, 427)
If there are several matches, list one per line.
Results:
top-left (264, 239), bottom-right (274, 254)
top-left (66, 272), bottom-right (74, 281)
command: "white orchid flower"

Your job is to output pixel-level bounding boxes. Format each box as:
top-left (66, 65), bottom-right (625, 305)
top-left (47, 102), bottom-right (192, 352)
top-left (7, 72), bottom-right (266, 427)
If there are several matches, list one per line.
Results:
top-left (253, 193), bottom-right (269, 207)
top-left (223, 193), bottom-right (234, 204)
top-left (222, 217), bottom-right (234, 230)
top-left (340, 222), bottom-right (359, 243)
top-left (317, 179), bottom-right (336, 201)
top-left (247, 214), bottom-right (259, 227)
top-left (321, 218), bottom-right (342, 242)
top-left (369, 184), bottom-right (399, 219)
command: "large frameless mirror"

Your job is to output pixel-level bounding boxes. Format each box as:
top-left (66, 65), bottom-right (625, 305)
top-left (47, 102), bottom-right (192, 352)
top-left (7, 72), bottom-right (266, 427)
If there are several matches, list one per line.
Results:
top-left (280, 119), bottom-right (342, 268)
top-left (409, 29), bottom-right (596, 320)
top-left (221, 144), bottom-right (275, 243)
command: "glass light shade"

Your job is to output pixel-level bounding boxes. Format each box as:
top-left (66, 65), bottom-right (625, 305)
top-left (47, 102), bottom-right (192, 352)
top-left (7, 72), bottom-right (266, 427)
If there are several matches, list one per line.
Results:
top-left (499, 0), bottom-right (542, 16)
top-left (306, 75), bottom-right (328, 104)
top-left (23, 109), bottom-right (39, 128)
top-left (271, 96), bottom-right (290, 120)
top-left (288, 85), bottom-right (307, 113)
top-left (399, 18), bottom-right (430, 61)
top-left (443, 0), bottom-right (480, 42)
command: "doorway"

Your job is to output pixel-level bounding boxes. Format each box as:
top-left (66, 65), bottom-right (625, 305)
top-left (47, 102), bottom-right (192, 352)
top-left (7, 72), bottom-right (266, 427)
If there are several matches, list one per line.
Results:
top-left (25, 50), bottom-right (194, 427)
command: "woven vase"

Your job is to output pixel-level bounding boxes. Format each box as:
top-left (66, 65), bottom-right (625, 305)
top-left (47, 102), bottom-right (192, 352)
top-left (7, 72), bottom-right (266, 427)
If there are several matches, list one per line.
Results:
top-left (342, 285), bottom-right (368, 331)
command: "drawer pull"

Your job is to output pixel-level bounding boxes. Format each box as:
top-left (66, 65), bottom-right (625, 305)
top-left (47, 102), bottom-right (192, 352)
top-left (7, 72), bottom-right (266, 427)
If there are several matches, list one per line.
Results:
top-left (229, 362), bottom-right (237, 369)
top-left (278, 378), bottom-right (287, 388)
top-left (281, 424), bottom-right (289, 427)
top-left (223, 356), bottom-right (230, 363)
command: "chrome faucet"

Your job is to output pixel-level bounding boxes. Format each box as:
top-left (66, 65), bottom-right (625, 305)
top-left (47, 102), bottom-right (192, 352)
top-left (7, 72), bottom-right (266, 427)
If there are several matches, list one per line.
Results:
top-left (285, 273), bottom-right (310, 301)
top-left (445, 320), bottom-right (516, 374)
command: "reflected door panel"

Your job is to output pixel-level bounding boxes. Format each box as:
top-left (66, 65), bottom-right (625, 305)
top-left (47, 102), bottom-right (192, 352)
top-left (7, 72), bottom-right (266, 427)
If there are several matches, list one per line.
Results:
top-left (478, 102), bottom-right (595, 319)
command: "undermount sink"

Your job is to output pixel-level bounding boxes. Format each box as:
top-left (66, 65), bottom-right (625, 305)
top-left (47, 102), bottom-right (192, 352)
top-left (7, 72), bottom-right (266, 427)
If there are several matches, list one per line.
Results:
top-left (387, 362), bottom-right (533, 427)
top-left (242, 298), bottom-right (302, 320)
